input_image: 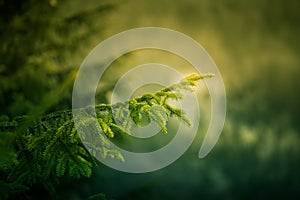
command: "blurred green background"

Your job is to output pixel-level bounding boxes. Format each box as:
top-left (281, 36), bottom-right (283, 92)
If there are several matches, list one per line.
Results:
top-left (0, 0), bottom-right (299, 199)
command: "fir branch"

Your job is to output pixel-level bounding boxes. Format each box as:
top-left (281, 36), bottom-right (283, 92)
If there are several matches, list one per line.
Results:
top-left (0, 73), bottom-right (213, 194)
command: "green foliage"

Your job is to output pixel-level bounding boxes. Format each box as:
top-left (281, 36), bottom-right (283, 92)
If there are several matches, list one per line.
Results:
top-left (0, 1), bottom-right (116, 198)
top-left (0, 73), bottom-right (212, 199)
top-left (0, 0), bottom-right (114, 117)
